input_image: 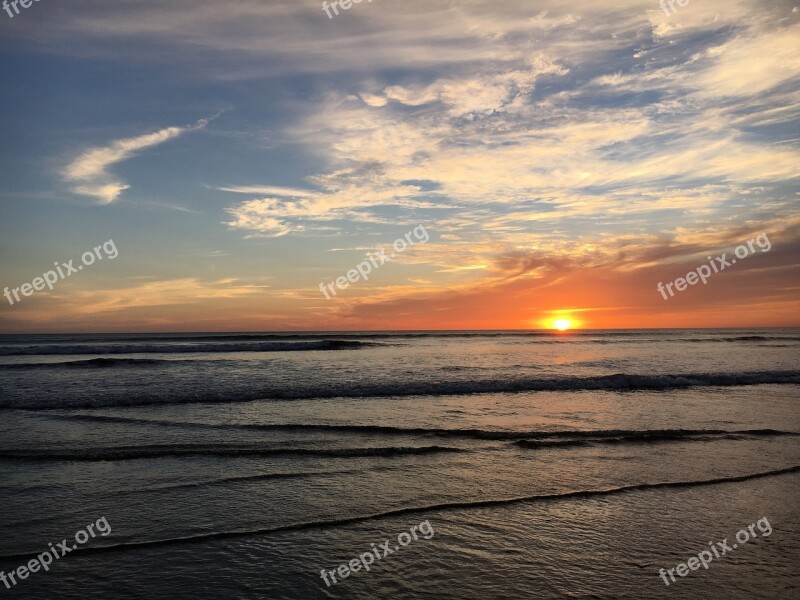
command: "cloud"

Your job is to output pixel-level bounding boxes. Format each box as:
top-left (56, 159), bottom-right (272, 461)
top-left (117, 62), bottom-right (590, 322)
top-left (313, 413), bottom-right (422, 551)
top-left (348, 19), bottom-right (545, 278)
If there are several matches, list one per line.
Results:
top-left (223, 198), bottom-right (297, 237)
top-left (223, 160), bottom-right (435, 236)
top-left (692, 26), bottom-right (800, 98)
top-left (219, 0), bottom-right (796, 249)
top-left (316, 218), bottom-right (800, 329)
top-left (62, 115), bottom-right (217, 204)
top-left (216, 184), bottom-right (315, 197)
top-left (377, 56), bottom-right (568, 117)
top-left (64, 277), bottom-right (264, 313)
top-left (0, 277), bottom-right (274, 333)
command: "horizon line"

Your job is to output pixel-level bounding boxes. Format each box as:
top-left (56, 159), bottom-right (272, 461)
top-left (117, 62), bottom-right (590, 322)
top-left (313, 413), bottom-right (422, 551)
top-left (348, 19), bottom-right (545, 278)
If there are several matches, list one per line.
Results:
top-left (1, 326), bottom-right (799, 336)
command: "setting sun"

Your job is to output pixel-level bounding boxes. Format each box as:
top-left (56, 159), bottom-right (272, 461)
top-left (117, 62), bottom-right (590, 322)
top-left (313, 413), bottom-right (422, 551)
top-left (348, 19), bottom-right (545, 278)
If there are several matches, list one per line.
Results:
top-left (553, 318), bottom-right (573, 331)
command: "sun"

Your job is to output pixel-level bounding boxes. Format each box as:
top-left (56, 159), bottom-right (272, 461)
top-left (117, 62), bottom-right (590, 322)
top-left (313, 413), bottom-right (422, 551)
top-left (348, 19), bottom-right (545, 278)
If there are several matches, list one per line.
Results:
top-left (553, 318), bottom-right (572, 331)
top-left (534, 313), bottom-right (581, 331)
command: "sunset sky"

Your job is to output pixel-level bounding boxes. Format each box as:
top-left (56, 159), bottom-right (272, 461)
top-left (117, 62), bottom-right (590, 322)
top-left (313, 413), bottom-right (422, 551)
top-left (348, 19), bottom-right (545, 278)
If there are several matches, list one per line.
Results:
top-left (1, 0), bottom-right (798, 332)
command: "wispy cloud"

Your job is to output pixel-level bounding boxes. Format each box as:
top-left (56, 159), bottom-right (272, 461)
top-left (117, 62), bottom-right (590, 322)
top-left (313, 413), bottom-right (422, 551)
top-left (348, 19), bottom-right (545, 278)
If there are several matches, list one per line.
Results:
top-left (216, 184), bottom-right (315, 197)
top-left (62, 114), bottom-right (218, 204)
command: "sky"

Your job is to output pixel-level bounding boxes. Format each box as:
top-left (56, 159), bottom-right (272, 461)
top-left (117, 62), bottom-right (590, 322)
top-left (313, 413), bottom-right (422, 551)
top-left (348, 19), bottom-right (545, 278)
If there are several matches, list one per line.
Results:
top-left (0, 0), bottom-right (798, 333)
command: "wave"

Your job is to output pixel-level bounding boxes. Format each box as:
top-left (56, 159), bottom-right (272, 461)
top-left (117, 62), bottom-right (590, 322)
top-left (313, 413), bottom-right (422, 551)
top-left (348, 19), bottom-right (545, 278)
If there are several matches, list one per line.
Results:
top-left (39, 413), bottom-right (562, 439)
top-left (2, 464), bottom-right (796, 561)
top-left (684, 335), bottom-right (800, 343)
top-left (0, 444), bottom-right (464, 462)
top-left (107, 468), bottom-right (370, 495)
top-left (38, 415), bottom-right (800, 444)
top-left (514, 429), bottom-right (797, 449)
top-left (756, 344), bottom-right (798, 348)
top-left (0, 339), bottom-right (380, 357)
top-left (3, 332), bottom-right (798, 356)
top-left (0, 331), bottom-right (665, 346)
top-left (0, 358), bottom-right (173, 369)
top-left (5, 370), bottom-right (799, 410)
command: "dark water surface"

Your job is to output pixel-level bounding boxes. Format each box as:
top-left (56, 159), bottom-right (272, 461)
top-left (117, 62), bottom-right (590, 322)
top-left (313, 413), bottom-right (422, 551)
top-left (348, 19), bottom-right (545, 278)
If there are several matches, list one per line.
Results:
top-left (1, 329), bottom-right (798, 598)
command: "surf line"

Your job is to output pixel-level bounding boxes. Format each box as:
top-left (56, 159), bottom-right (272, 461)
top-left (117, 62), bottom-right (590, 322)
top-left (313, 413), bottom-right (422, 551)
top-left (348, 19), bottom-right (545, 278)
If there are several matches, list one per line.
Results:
top-left (3, 465), bottom-right (795, 560)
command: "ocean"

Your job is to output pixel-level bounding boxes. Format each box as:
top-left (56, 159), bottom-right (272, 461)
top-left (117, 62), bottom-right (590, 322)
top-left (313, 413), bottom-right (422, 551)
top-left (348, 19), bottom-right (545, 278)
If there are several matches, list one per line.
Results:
top-left (1, 329), bottom-right (798, 598)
